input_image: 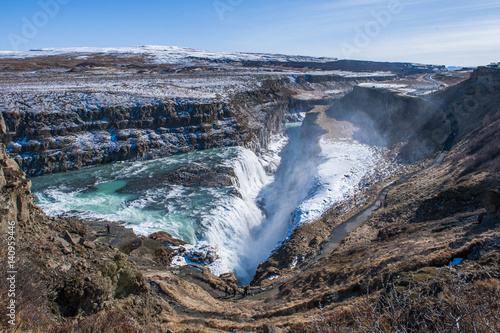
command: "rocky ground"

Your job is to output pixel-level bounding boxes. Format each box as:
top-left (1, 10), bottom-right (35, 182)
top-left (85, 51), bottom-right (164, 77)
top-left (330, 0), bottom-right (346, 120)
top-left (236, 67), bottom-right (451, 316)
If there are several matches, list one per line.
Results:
top-left (0, 49), bottom-right (498, 332)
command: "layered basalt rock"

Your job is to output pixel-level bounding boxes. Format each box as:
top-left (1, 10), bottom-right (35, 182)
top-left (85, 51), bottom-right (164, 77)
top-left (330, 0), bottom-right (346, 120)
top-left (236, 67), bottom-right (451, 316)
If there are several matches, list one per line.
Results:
top-left (0, 72), bottom-right (383, 176)
top-left (0, 48), bottom-right (398, 175)
top-left (1, 98), bottom-right (251, 176)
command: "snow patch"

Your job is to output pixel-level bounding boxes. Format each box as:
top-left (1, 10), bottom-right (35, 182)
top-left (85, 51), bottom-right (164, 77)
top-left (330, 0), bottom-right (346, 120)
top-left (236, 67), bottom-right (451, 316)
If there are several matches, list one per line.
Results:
top-left (0, 45), bottom-right (339, 64)
top-left (171, 242), bottom-right (227, 276)
top-left (288, 138), bottom-right (381, 230)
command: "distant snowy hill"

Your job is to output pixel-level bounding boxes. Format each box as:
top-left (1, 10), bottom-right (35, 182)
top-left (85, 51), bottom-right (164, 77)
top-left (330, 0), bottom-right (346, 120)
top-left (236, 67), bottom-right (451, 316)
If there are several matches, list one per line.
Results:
top-left (0, 45), bottom-right (446, 75)
top-left (0, 45), bottom-right (338, 64)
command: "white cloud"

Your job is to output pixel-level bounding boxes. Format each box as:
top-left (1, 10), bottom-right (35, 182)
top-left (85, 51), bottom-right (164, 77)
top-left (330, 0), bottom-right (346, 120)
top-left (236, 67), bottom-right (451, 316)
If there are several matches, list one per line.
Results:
top-left (353, 20), bottom-right (500, 66)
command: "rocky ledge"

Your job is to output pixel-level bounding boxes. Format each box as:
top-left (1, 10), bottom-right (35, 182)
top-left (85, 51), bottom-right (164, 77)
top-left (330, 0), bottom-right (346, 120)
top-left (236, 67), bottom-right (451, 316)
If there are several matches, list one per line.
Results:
top-left (164, 163), bottom-right (237, 188)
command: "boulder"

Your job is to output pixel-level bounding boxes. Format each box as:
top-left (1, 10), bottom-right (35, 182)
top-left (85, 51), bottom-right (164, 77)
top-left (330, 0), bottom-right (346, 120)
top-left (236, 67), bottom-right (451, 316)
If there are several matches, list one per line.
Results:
top-left (54, 237), bottom-right (73, 254)
top-left (79, 237), bottom-right (95, 249)
top-left (183, 243), bottom-right (220, 265)
top-left (62, 230), bottom-right (79, 246)
top-left (163, 163), bottom-right (237, 188)
top-left (219, 272), bottom-right (238, 285)
top-left (149, 231), bottom-right (187, 246)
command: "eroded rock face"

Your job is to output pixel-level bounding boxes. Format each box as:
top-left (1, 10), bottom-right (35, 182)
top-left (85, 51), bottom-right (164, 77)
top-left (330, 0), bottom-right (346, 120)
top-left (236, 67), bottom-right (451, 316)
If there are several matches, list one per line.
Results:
top-left (0, 67), bottom-right (393, 176)
top-left (164, 163), bottom-right (237, 188)
top-left (182, 243), bottom-right (220, 265)
top-left (319, 67), bottom-right (500, 163)
top-left (0, 75), bottom-right (299, 176)
top-left (0, 144), bottom-right (34, 233)
top-left (1, 99), bottom-right (253, 176)
top-left (0, 143), bottom-right (162, 324)
top-left (252, 67), bottom-right (500, 287)
top-left (322, 86), bottom-right (449, 162)
top-left (149, 230), bottom-right (188, 246)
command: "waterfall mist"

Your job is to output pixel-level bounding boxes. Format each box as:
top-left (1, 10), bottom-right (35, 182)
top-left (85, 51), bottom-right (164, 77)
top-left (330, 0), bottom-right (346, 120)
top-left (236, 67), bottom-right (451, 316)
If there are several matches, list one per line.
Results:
top-left (234, 123), bottom-right (319, 284)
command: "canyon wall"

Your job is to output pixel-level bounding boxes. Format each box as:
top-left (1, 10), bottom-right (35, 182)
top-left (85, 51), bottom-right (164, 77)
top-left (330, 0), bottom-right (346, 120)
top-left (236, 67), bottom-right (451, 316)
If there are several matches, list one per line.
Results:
top-left (0, 73), bottom-right (386, 176)
top-left (251, 66), bottom-right (500, 285)
top-left (318, 67), bottom-right (500, 162)
top-left (0, 144), bottom-right (34, 233)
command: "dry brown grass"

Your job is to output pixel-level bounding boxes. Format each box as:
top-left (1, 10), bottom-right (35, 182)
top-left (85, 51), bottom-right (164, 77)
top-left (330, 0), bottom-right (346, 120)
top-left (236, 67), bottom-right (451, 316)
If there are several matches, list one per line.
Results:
top-left (290, 269), bottom-right (500, 333)
top-left (54, 311), bottom-right (147, 333)
top-left (0, 240), bottom-right (55, 332)
top-left (461, 116), bottom-right (500, 175)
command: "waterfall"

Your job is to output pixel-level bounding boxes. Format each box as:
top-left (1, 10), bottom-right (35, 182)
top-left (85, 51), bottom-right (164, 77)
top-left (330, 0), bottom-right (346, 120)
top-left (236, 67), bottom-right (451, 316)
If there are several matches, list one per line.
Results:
top-left (199, 147), bottom-right (273, 275)
top-left (234, 124), bottom-right (320, 283)
top-left (31, 126), bottom-right (383, 285)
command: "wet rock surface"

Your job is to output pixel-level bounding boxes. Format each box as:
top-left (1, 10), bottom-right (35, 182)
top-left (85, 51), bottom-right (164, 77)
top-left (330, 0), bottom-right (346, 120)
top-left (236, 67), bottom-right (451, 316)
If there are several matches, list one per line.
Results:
top-left (164, 163), bottom-right (237, 188)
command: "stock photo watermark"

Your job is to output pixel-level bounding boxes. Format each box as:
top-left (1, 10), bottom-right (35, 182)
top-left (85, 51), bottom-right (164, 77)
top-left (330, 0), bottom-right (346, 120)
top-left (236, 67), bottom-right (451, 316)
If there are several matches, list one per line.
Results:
top-left (8, 0), bottom-right (72, 51)
top-left (426, 71), bottom-right (500, 153)
top-left (213, 0), bottom-right (243, 21)
top-left (6, 220), bottom-right (17, 326)
top-left (453, 71), bottom-right (500, 119)
top-left (340, 0), bottom-right (403, 58)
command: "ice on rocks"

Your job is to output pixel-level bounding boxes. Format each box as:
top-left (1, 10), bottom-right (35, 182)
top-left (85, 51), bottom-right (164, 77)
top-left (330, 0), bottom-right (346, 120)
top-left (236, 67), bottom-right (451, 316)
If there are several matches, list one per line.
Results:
top-left (171, 242), bottom-right (227, 276)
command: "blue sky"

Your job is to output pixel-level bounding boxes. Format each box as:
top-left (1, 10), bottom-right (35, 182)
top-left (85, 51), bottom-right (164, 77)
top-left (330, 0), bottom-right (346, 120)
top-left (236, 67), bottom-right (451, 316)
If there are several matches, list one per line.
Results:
top-left (1, 0), bottom-right (499, 66)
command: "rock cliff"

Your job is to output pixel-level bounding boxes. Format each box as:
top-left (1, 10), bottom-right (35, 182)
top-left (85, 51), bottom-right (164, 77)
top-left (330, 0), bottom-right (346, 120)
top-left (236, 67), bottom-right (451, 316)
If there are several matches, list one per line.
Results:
top-left (251, 67), bottom-right (500, 286)
top-left (0, 144), bottom-right (33, 234)
top-left (0, 143), bottom-right (180, 330)
top-left (309, 66), bottom-right (500, 163)
top-left (0, 71), bottom-right (390, 176)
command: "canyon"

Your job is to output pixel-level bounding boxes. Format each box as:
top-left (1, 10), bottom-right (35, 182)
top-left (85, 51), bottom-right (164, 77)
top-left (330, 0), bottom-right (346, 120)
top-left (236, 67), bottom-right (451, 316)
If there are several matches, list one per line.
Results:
top-left (0, 47), bottom-right (498, 332)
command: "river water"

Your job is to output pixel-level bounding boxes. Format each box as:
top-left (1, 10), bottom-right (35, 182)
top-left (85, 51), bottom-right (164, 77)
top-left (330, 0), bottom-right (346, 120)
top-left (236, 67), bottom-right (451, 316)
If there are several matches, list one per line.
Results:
top-left (31, 122), bottom-right (383, 284)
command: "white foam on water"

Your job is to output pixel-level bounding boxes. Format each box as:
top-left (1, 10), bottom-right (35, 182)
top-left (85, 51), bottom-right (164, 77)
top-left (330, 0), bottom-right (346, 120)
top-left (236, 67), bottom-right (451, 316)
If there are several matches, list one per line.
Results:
top-left (32, 133), bottom-right (391, 284)
top-left (32, 146), bottom-right (277, 278)
top-left (233, 129), bottom-right (388, 284)
top-left (198, 147), bottom-right (273, 273)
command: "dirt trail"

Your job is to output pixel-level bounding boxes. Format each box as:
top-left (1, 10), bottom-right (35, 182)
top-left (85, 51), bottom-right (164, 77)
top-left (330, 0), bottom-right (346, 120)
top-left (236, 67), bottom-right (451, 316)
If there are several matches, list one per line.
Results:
top-left (308, 150), bottom-right (449, 266)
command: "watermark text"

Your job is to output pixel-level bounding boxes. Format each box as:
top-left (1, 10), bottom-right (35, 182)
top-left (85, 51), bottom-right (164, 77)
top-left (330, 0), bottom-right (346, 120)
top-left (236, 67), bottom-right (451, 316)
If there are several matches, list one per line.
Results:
top-left (213, 0), bottom-right (243, 21)
top-left (340, 0), bottom-right (402, 58)
top-left (6, 220), bottom-right (17, 326)
top-left (8, 0), bottom-right (72, 51)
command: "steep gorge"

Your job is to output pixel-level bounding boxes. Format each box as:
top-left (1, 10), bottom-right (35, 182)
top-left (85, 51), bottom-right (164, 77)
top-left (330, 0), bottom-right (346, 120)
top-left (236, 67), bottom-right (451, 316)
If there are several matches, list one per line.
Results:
top-left (2, 46), bottom-right (499, 331)
top-left (0, 66), bottom-right (499, 332)
top-left (0, 73), bottom-right (391, 176)
top-left (251, 66), bottom-right (500, 286)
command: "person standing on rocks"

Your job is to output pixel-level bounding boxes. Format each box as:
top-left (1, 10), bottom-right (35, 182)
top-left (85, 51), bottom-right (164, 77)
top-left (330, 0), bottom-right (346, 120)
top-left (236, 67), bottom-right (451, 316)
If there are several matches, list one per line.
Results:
top-left (106, 223), bottom-right (111, 235)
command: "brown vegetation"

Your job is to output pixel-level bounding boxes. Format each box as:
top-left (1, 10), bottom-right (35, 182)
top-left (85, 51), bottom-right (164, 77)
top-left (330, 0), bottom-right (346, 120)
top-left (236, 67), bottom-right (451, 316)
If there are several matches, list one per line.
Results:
top-left (291, 269), bottom-right (500, 332)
